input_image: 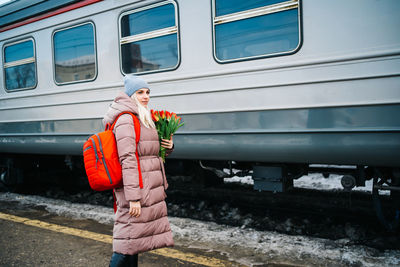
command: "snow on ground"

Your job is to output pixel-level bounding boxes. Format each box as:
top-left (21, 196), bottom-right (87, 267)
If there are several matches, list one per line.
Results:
top-left (1, 192), bottom-right (399, 267)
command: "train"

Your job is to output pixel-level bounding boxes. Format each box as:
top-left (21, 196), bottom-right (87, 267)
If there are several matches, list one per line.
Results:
top-left (0, 0), bottom-right (399, 229)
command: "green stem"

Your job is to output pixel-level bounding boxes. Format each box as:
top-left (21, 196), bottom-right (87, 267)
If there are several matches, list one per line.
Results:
top-left (160, 146), bottom-right (166, 163)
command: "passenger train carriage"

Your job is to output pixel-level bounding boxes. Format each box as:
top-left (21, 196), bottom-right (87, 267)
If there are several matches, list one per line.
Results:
top-left (0, 0), bottom-right (399, 229)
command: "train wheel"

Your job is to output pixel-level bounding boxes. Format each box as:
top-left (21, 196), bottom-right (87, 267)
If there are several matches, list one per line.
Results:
top-left (0, 164), bottom-right (23, 192)
top-left (372, 170), bottom-right (400, 232)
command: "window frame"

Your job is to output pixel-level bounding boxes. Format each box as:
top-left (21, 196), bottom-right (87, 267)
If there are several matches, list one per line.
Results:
top-left (211, 0), bottom-right (303, 64)
top-left (118, 0), bottom-right (181, 76)
top-left (2, 37), bottom-right (38, 92)
top-left (52, 21), bottom-right (98, 86)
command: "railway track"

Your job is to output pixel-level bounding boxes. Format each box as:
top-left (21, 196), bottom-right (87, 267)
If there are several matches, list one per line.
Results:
top-left (4, 172), bottom-right (400, 251)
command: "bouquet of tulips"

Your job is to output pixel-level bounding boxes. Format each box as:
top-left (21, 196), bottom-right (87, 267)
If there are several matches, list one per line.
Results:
top-left (151, 110), bottom-right (184, 162)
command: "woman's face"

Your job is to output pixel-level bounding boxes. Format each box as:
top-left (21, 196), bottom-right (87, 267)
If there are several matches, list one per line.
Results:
top-left (134, 88), bottom-right (150, 108)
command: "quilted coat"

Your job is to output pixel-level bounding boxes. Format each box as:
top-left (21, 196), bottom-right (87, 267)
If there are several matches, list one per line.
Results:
top-left (103, 91), bottom-right (174, 255)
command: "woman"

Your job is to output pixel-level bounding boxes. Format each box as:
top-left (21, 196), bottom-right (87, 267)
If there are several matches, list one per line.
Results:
top-left (103, 74), bottom-right (174, 267)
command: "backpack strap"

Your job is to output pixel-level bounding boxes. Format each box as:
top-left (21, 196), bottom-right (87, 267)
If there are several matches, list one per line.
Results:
top-left (110, 112), bottom-right (143, 189)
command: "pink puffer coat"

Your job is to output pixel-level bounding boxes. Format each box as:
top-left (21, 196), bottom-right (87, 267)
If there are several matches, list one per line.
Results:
top-left (103, 91), bottom-right (174, 255)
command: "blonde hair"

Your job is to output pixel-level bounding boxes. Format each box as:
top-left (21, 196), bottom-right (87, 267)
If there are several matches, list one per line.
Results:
top-left (132, 94), bottom-right (155, 129)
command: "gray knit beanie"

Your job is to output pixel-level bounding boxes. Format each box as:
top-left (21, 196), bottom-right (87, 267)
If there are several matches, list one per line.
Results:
top-left (124, 74), bottom-right (149, 97)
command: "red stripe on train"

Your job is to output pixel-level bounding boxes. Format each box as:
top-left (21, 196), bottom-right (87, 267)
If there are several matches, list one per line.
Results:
top-left (0, 0), bottom-right (103, 33)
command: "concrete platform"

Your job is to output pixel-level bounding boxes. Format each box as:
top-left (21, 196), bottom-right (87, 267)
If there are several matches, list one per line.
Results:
top-left (0, 200), bottom-right (244, 267)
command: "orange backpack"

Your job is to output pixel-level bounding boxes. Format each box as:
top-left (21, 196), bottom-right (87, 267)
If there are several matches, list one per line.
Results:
top-left (83, 112), bottom-right (143, 191)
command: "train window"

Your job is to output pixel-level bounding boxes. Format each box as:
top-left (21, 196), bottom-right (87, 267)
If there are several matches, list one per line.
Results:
top-left (3, 39), bottom-right (37, 91)
top-left (53, 22), bottom-right (96, 84)
top-left (119, 1), bottom-right (179, 74)
top-left (213, 0), bottom-right (301, 62)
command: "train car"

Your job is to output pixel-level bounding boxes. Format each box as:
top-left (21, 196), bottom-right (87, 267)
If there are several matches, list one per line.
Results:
top-left (0, 0), bottom-right (399, 228)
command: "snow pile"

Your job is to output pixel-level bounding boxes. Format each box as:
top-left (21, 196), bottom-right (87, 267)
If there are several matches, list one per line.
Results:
top-left (223, 169), bottom-right (378, 194)
top-left (0, 192), bottom-right (114, 224)
top-left (1, 192), bottom-right (399, 266)
top-left (294, 173), bottom-right (375, 193)
top-left (223, 175), bottom-right (254, 185)
top-left (223, 168), bottom-right (254, 185)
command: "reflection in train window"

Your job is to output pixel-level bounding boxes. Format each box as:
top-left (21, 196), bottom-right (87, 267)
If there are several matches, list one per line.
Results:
top-left (3, 39), bottom-right (37, 91)
top-left (213, 0), bottom-right (301, 62)
top-left (119, 2), bottom-right (179, 74)
top-left (53, 22), bottom-right (96, 84)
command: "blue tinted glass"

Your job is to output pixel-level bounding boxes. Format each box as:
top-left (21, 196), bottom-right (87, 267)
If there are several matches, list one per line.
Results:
top-left (215, 9), bottom-right (299, 61)
top-left (54, 24), bottom-right (95, 62)
top-left (121, 34), bottom-right (178, 73)
top-left (215, 0), bottom-right (287, 16)
top-left (4, 40), bottom-right (34, 63)
top-left (53, 23), bottom-right (96, 83)
top-left (121, 4), bottom-right (175, 37)
top-left (5, 63), bottom-right (36, 90)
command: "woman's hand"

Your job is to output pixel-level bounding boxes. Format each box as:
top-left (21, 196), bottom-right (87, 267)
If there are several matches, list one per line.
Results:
top-left (161, 135), bottom-right (173, 150)
top-left (129, 201), bottom-right (141, 217)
